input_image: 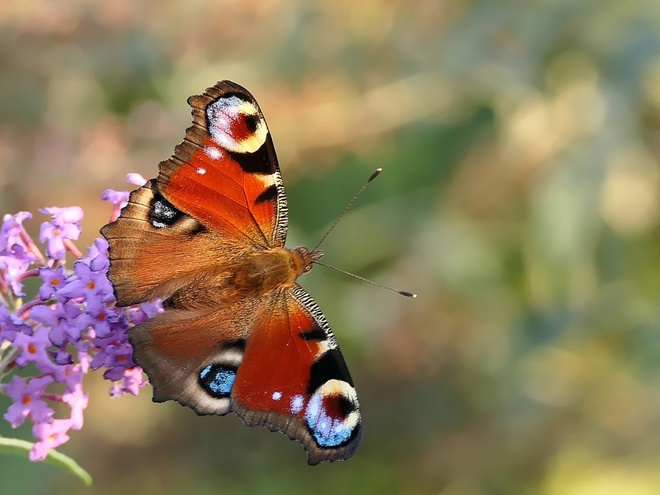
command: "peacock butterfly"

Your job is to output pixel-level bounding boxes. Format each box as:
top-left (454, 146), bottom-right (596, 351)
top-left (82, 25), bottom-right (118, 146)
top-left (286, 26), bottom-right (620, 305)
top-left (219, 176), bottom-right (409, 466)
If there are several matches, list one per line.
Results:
top-left (101, 81), bottom-right (361, 464)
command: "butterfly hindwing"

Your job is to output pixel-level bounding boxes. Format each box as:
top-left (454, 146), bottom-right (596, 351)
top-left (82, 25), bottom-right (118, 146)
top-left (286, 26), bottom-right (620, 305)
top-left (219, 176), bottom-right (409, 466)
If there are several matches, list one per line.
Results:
top-left (128, 298), bottom-right (266, 415)
top-left (231, 286), bottom-right (362, 465)
top-left (128, 284), bottom-right (362, 464)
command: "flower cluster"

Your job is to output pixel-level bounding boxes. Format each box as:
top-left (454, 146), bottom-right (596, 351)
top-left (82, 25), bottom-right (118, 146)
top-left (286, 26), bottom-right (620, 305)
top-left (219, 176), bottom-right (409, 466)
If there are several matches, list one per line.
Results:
top-left (0, 188), bottom-right (158, 461)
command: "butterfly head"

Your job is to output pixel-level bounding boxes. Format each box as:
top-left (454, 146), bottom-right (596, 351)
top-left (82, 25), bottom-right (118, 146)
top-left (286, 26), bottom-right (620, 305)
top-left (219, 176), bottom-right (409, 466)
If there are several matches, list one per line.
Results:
top-left (293, 246), bottom-right (323, 274)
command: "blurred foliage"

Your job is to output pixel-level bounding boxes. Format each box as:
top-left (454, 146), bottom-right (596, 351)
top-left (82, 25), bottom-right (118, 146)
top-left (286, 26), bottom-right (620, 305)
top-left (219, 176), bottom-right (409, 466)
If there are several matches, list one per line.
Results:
top-left (2, 0), bottom-right (660, 493)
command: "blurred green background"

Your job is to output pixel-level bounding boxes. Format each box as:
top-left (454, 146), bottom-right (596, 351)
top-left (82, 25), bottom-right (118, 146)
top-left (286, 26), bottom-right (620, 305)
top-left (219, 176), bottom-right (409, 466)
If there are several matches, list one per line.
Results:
top-left (2, 0), bottom-right (660, 493)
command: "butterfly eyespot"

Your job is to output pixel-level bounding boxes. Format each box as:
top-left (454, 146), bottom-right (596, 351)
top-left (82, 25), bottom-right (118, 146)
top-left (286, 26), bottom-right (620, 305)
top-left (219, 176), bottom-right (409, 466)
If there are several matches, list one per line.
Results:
top-left (206, 95), bottom-right (267, 154)
top-left (199, 364), bottom-right (237, 399)
top-left (304, 380), bottom-right (361, 448)
top-left (145, 190), bottom-right (206, 235)
top-left (150, 196), bottom-right (181, 228)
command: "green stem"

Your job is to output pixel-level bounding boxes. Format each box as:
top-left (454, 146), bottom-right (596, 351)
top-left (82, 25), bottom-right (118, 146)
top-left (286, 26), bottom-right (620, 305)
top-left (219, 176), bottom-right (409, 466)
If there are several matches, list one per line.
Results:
top-left (0, 436), bottom-right (92, 486)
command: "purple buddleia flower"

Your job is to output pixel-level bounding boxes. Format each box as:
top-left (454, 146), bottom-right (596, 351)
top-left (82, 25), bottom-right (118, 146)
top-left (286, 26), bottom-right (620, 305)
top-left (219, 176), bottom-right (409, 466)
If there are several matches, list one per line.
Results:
top-left (0, 306), bottom-right (31, 343)
top-left (38, 206), bottom-right (83, 260)
top-left (3, 375), bottom-right (55, 428)
top-left (38, 266), bottom-right (68, 300)
top-left (126, 173), bottom-right (147, 186)
top-left (62, 383), bottom-right (88, 430)
top-left (12, 327), bottom-right (57, 371)
top-left (101, 189), bottom-right (129, 206)
top-left (102, 188), bottom-right (131, 223)
top-left (30, 419), bottom-right (73, 461)
top-left (57, 260), bottom-right (114, 312)
top-left (0, 244), bottom-right (37, 297)
top-left (131, 301), bottom-right (163, 325)
top-left (115, 366), bottom-right (147, 396)
top-left (0, 211), bottom-right (32, 252)
top-left (0, 191), bottom-right (160, 462)
top-left (30, 300), bottom-right (84, 348)
top-left (87, 238), bottom-right (110, 273)
top-left (53, 357), bottom-right (88, 391)
top-left (40, 207), bottom-right (84, 226)
top-left (91, 332), bottom-right (136, 375)
top-left (79, 306), bottom-right (113, 339)
top-left (53, 351), bottom-right (74, 366)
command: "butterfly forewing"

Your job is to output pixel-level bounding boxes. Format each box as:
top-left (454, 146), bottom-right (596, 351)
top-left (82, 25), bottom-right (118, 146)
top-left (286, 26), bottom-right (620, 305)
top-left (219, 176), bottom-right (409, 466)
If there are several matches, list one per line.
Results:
top-left (158, 81), bottom-right (288, 248)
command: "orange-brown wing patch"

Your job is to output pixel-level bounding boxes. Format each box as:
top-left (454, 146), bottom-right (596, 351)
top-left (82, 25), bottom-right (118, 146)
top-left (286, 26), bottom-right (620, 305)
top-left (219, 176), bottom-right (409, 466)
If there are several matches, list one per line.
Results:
top-left (101, 180), bottom-right (248, 306)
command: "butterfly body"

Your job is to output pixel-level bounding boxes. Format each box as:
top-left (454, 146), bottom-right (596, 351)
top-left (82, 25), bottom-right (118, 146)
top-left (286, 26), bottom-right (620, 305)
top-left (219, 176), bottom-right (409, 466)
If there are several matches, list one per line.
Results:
top-left (101, 81), bottom-right (361, 464)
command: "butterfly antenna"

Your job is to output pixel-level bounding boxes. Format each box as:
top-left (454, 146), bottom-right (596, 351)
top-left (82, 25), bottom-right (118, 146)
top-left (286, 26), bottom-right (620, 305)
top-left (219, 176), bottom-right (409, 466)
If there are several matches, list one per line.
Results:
top-left (314, 261), bottom-right (417, 298)
top-left (311, 168), bottom-right (383, 253)
top-left (309, 167), bottom-right (416, 298)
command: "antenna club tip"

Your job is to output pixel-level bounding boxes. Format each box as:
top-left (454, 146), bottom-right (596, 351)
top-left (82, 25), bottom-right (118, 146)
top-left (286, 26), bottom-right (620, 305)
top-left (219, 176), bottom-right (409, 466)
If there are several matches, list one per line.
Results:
top-left (368, 168), bottom-right (383, 182)
top-left (399, 291), bottom-right (417, 298)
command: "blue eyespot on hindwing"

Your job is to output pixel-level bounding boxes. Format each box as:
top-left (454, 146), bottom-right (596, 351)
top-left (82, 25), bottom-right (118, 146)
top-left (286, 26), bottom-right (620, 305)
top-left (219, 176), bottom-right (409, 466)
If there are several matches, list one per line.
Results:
top-left (199, 364), bottom-right (237, 399)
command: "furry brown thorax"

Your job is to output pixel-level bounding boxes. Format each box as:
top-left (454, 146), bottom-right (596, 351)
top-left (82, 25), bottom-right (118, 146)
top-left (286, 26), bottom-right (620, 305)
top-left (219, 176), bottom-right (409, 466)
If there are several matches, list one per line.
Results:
top-left (231, 246), bottom-right (323, 294)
